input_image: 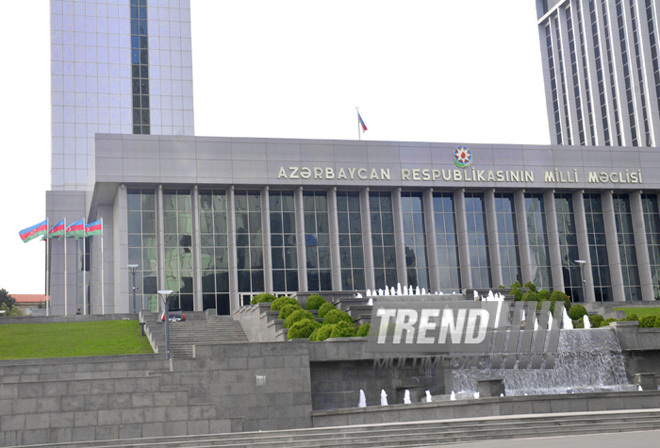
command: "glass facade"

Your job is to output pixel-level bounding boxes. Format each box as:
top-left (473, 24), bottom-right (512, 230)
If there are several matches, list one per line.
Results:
top-left (525, 193), bottom-right (552, 289)
top-left (433, 192), bottom-right (460, 291)
top-left (337, 191), bottom-right (365, 291)
top-left (127, 189), bottom-right (158, 311)
top-left (555, 194), bottom-right (582, 302)
top-left (304, 191), bottom-right (332, 291)
top-left (200, 190), bottom-right (230, 314)
top-left (494, 193), bottom-right (521, 288)
top-left (269, 191), bottom-right (298, 294)
top-left (401, 192), bottom-right (429, 290)
top-left (642, 194), bottom-right (660, 300)
top-left (465, 193), bottom-right (491, 289)
top-left (370, 191), bottom-right (398, 289)
top-left (584, 194), bottom-right (612, 301)
top-left (613, 194), bottom-right (641, 301)
top-left (235, 190), bottom-right (264, 294)
top-left (130, 0), bottom-right (150, 134)
top-left (163, 190), bottom-right (193, 310)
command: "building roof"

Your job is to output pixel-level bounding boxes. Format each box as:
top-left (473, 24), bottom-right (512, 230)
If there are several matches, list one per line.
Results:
top-left (12, 294), bottom-right (49, 304)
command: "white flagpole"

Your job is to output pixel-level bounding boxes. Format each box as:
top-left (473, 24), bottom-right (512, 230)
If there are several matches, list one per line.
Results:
top-left (45, 219), bottom-right (49, 317)
top-left (101, 217), bottom-right (105, 315)
top-left (356, 107), bottom-right (361, 141)
top-left (83, 219), bottom-right (87, 315)
top-left (64, 219), bottom-right (67, 317)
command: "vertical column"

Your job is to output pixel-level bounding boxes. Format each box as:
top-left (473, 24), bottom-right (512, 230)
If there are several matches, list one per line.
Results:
top-left (637, 1), bottom-right (660, 145)
top-left (454, 189), bottom-right (472, 289)
top-left (544, 190), bottom-right (564, 292)
top-left (484, 189), bottom-right (503, 288)
top-left (191, 186), bottom-right (203, 311)
top-left (630, 191), bottom-right (654, 301)
top-left (392, 188), bottom-right (407, 286)
top-left (156, 185), bottom-right (166, 312)
top-left (295, 186), bottom-right (308, 292)
top-left (360, 187), bottom-right (375, 290)
top-left (328, 187), bottom-right (342, 290)
top-left (261, 186), bottom-right (273, 293)
top-left (423, 188), bottom-right (440, 293)
top-left (514, 190), bottom-right (532, 284)
top-left (227, 186), bottom-right (240, 311)
top-left (111, 186), bottom-right (127, 315)
top-left (602, 191), bottom-right (625, 302)
top-left (572, 190), bottom-right (596, 302)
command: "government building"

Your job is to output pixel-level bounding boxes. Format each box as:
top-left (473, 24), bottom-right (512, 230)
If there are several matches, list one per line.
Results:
top-left (45, 0), bottom-right (660, 315)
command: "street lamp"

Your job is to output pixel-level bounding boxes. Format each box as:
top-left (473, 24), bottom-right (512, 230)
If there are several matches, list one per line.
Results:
top-left (158, 289), bottom-right (174, 359)
top-left (575, 260), bottom-right (587, 302)
top-left (128, 264), bottom-right (139, 313)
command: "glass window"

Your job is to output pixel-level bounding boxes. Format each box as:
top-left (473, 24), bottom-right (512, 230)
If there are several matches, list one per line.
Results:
top-left (555, 194), bottom-right (583, 302)
top-left (400, 192), bottom-right (429, 290)
top-left (643, 194), bottom-right (660, 299)
top-left (433, 192), bottom-right (460, 291)
top-left (495, 193), bottom-right (521, 287)
top-left (304, 191), bottom-right (332, 291)
top-left (337, 191), bottom-right (365, 291)
top-left (525, 193), bottom-right (552, 289)
top-left (163, 190), bottom-right (193, 311)
top-left (127, 189), bottom-right (158, 312)
top-left (130, 0), bottom-right (149, 135)
top-left (200, 190), bottom-right (230, 314)
top-left (614, 194), bottom-right (641, 301)
top-left (584, 194), bottom-right (612, 301)
top-left (235, 190), bottom-right (264, 295)
top-left (465, 193), bottom-right (491, 288)
top-left (270, 191), bottom-right (298, 294)
top-left (370, 191), bottom-right (398, 289)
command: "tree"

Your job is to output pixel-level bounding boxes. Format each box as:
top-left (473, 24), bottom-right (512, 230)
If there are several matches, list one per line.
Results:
top-left (0, 289), bottom-right (16, 308)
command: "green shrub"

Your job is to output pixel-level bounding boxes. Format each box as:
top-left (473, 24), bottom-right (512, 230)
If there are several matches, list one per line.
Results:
top-left (640, 315), bottom-right (656, 328)
top-left (323, 309), bottom-right (354, 325)
top-left (271, 297), bottom-right (300, 311)
top-left (330, 321), bottom-right (357, 338)
top-left (356, 323), bottom-right (370, 337)
top-left (251, 293), bottom-right (277, 305)
top-left (308, 328), bottom-right (320, 341)
top-left (602, 317), bottom-right (618, 327)
top-left (538, 290), bottom-right (551, 301)
top-left (511, 288), bottom-right (523, 301)
top-left (282, 309), bottom-right (316, 329)
top-left (318, 302), bottom-right (336, 319)
top-left (287, 319), bottom-right (321, 340)
top-left (654, 316), bottom-right (660, 328)
top-left (589, 314), bottom-right (604, 328)
top-left (305, 294), bottom-right (327, 310)
top-left (510, 281), bottom-right (522, 289)
top-left (314, 324), bottom-right (336, 341)
top-left (550, 290), bottom-right (572, 312)
top-left (624, 313), bottom-right (639, 322)
top-left (574, 319), bottom-right (584, 328)
top-left (278, 304), bottom-right (302, 320)
top-left (568, 304), bottom-right (588, 320)
top-left (524, 282), bottom-right (538, 292)
top-left (522, 290), bottom-right (539, 302)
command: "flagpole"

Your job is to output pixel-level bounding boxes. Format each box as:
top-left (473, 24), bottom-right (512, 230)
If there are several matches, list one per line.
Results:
top-left (83, 219), bottom-right (87, 316)
top-left (45, 219), bottom-right (49, 317)
top-left (356, 107), bottom-right (361, 141)
top-left (101, 217), bottom-right (105, 315)
top-left (64, 220), bottom-right (67, 317)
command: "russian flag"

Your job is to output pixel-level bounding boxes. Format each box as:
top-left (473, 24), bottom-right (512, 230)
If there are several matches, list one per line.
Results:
top-left (19, 220), bottom-right (48, 243)
top-left (65, 219), bottom-right (85, 239)
top-left (85, 219), bottom-right (103, 237)
top-left (358, 112), bottom-right (368, 132)
top-left (47, 219), bottom-right (65, 239)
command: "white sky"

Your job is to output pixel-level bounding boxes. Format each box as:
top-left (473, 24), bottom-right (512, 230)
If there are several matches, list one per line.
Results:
top-left (0, 0), bottom-right (549, 295)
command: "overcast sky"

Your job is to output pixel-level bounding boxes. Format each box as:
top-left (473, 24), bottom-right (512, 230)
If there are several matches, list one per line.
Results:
top-left (0, 0), bottom-right (549, 295)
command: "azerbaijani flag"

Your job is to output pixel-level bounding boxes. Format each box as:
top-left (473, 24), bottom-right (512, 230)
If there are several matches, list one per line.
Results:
top-left (358, 112), bottom-right (368, 132)
top-left (19, 220), bottom-right (48, 243)
top-left (85, 219), bottom-right (103, 237)
top-left (65, 219), bottom-right (85, 239)
top-left (47, 219), bottom-right (65, 239)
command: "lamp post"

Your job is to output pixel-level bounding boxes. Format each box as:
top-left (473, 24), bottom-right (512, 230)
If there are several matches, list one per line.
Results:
top-left (575, 260), bottom-right (587, 302)
top-left (128, 264), bottom-right (139, 313)
top-left (158, 289), bottom-right (174, 359)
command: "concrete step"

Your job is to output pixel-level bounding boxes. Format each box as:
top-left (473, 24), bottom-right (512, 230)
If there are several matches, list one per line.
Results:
top-left (14, 409), bottom-right (660, 448)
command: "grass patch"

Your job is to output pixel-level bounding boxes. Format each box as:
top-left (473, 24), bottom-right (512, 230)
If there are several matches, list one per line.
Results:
top-left (0, 320), bottom-right (153, 360)
top-left (612, 307), bottom-right (660, 318)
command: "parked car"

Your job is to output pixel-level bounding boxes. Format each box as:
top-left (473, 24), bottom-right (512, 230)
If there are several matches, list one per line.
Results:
top-left (161, 309), bottom-right (186, 322)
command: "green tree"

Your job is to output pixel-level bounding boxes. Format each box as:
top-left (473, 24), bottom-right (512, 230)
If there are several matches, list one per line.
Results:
top-left (0, 289), bottom-right (16, 308)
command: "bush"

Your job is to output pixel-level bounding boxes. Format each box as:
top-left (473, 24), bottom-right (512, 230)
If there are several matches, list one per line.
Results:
top-left (624, 313), bottom-right (639, 322)
top-left (356, 323), bottom-right (370, 337)
top-left (589, 314), bottom-right (604, 328)
top-left (313, 324), bottom-right (336, 341)
top-left (654, 316), bottom-right (660, 328)
top-left (282, 309), bottom-right (316, 329)
top-left (524, 282), bottom-right (538, 292)
top-left (278, 304), bottom-right (302, 320)
top-left (271, 297), bottom-right (300, 311)
top-left (522, 290), bottom-right (539, 302)
top-left (511, 288), bottom-right (523, 301)
top-left (318, 302), bottom-right (336, 319)
top-left (323, 309), bottom-right (354, 325)
top-left (602, 317), bottom-right (618, 327)
top-left (550, 290), bottom-right (572, 312)
top-left (251, 293), bottom-right (277, 305)
top-left (510, 281), bottom-right (522, 289)
top-left (308, 327), bottom-right (320, 341)
top-left (640, 315), bottom-right (656, 328)
top-left (287, 319), bottom-right (321, 340)
top-left (305, 294), bottom-right (327, 310)
top-left (574, 319), bottom-right (584, 329)
top-left (568, 304), bottom-right (588, 321)
top-left (330, 321), bottom-right (357, 338)
top-left (538, 290), bottom-right (551, 301)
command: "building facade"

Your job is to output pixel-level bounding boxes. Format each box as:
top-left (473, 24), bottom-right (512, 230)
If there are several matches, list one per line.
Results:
top-left (537, 0), bottom-right (660, 147)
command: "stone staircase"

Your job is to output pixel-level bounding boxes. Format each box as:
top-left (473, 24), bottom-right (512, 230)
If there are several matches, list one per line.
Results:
top-left (12, 409), bottom-right (660, 447)
top-left (142, 311), bottom-right (249, 358)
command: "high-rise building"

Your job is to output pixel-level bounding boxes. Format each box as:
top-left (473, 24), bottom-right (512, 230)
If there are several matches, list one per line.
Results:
top-left (47, 0), bottom-right (194, 315)
top-left (536, 0), bottom-right (660, 147)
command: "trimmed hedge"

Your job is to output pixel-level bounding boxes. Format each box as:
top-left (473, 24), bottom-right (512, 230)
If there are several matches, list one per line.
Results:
top-left (640, 315), bottom-right (656, 328)
top-left (568, 304), bottom-right (587, 321)
top-left (287, 319), bottom-right (321, 340)
top-left (305, 294), bottom-right (327, 310)
top-left (323, 309), bottom-right (354, 325)
top-left (356, 322), bottom-right (370, 337)
top-left (589, 314), bottom-right (604, 328)
top-left (282, 309), bottom-right (316, 329)
top-left (312, 324), bottom-right (335, 341)
top-left (271, 297), bottom-right (300, 312)
top-left (318, 302), bottom-right (336, 319)
top-left (330, 321), bottom-right (357, 338)
top-left (251, 293), bottom-right (277, 305)
top-left (278, 304), bottom-right (302, 320)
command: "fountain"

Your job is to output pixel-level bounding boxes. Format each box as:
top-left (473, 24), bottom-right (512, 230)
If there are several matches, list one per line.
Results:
top-left (563, 308), bottom-right (574, 329)
top-left (425, 390), bottom-right (433, 403)
top-left (450, 391), bottom-right (456, 401)
top-left (358, 389), bottom-right (367, 407)
top-left (380, 389), bottom-right (388, 406)
top-left (584, 315), bottom-right (591, 329)
top-left (403, 390), bottom-right (411, 404)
